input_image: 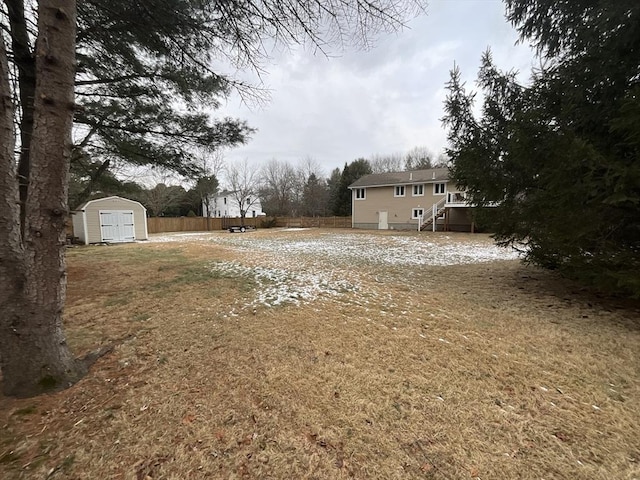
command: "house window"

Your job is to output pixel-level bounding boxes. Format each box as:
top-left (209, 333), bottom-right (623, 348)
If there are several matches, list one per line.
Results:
top-left (355, 188), bottom-right (366, 200)
top-left (413, 184), bottom-right (424, 196)
top-left (223, 197), bottom-right (227, 204)
top-left (434, 183), bottom-right (446, 195)
top-left (247, 197), bottom-right (251, 204)
top-left (394, 185), bottom-right (405, 197)
top-left (412, 208), bottom-right (424, 219)
top-left (252, 210), bottom-right (256, 217)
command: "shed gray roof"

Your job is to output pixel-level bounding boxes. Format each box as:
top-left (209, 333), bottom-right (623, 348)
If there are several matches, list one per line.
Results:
top-left (348, 168), bottom-right (449, 188)
top-left (74, 195), bottom-right (146, 211)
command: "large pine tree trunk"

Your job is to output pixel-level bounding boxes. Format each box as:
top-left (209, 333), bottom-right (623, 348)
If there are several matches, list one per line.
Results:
top-left (5, 0), bottom-right (37, 232)
top-left (0, 0), bottom-right (84, 398)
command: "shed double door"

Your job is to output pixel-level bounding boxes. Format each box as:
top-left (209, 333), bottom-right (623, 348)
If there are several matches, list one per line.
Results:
top-left (99, 210), bottom-right (135, 242)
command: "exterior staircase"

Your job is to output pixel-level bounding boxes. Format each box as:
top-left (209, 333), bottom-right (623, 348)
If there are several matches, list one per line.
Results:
top-left (420, 197), bottom-right (447, 231)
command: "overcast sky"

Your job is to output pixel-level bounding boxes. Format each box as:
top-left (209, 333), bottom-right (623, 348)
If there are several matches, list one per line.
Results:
top-left (217, 0), bottom-right (537, 180)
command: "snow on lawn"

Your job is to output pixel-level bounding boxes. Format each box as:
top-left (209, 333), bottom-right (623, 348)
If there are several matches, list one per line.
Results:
top-left (212, 261), bottom-right (356, 308)
top-left (149, 230), bottom-right (519, 309)
top-left (147, 232), bottom-right (222, 243)
top-left (149, 231), bottom-right (519, 267)
top-left (218, 233), bottom-right (516, 266)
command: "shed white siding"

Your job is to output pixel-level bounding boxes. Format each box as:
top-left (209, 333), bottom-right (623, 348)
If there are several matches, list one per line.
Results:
top-left (73, 196), bottom-right (148, 244)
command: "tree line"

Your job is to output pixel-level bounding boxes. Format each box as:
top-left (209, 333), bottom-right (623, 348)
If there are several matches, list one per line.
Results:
top-left (77, 146), bottom-right (447, 218)
top-left (255, 147), bottom-right (447, 217)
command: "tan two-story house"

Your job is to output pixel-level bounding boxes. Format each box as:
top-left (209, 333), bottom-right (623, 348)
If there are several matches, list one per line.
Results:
top-left (348, 168), bottom-right (474, 231)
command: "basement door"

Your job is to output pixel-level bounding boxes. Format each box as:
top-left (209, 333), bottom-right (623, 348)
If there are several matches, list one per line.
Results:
top-left (99, 210), bottom-right (135, 242)
top-left (378, 211), bottom-right (389, 230)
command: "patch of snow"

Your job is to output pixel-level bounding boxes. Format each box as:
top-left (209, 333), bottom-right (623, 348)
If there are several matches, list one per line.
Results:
top-left (147, 231), bottom-right (519, 267)
top-left (146, 231), bottom-right (520, 309)
top-left (148, 232), bottom-right (222, 243)
top-left (217, 233), bottom-right (519, 267)
top-left (211, 261), bottom-right (356, 308)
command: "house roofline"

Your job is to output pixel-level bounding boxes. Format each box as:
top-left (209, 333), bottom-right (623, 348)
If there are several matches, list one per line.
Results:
top-left (348, 179), bottom-right (450, 189)
top-left (348, 167), bottom-right (450, 189)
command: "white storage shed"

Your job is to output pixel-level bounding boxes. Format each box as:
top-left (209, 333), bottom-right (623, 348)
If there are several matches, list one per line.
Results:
top-left (72, 196), bottom-right (148, 244)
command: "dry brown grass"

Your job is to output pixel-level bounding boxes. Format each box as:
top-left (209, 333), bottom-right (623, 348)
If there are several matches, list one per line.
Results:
top-left (1, 229), bottom-right (639, 480)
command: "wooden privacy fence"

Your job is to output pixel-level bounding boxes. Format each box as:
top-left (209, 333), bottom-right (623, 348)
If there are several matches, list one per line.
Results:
top-left (146, 216), bottom-right (352, 234)
top-left (274, 216), bottom-right (352, 228)
top-left (147, 216), bottom-right (258, 233)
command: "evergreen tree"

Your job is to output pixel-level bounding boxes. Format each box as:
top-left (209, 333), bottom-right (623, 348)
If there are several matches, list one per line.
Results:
top-left (327, 167), bottom-right (343, 215)
top-left (332, 159), bottom-right (372, 216)
top-left (9, 0), bottom-right (429, 207)
top-left (302, 173), bottom-right (329, 217)
top-left (442, 1), bottom-right (640, 297)
top-left (68, 157), bottom-right (145, 208)
top-left (0, 0), bottom-right (427, 397)
top-left (0, 0), bottom-right (85, 397)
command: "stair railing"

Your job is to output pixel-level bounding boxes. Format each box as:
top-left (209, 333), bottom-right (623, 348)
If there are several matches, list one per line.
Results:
top-left (420, 196), bottom-right (447, 231)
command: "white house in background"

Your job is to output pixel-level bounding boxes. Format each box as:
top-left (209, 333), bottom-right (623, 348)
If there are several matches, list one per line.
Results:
top-left (203, 190), bottom-right (266, 218)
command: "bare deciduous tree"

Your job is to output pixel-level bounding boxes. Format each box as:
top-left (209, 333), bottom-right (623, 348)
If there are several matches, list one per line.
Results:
top-left (194, 148), bottom-right (224, 218)
top-left (404, 146), bottom-right (434, 170)
top-left (260, 159), bottom-right (299, 216)
top-left (144, 184), bottom-right (187, 217)
top-left (227, 159), bottom-right (261, 223)
top-left (367, 146), bottom-right (443, 173)
top-left (369, 152), bottom-right (405, 173)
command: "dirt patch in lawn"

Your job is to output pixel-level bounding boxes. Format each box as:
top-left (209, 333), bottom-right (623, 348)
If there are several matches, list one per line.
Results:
top-left (1, 229), bottom-right (639, 479)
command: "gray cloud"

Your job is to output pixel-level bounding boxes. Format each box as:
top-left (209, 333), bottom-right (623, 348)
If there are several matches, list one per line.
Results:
top-left (218, 0), bottom-right (536, 178)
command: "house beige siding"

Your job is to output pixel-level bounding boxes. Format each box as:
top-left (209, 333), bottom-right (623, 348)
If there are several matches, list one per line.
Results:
top-left (353, 181), bottom-right (448, 230)
top-left (349, 168), bottom-right (479, 232)
top-left (75, 197), bottom-right (148, 243)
